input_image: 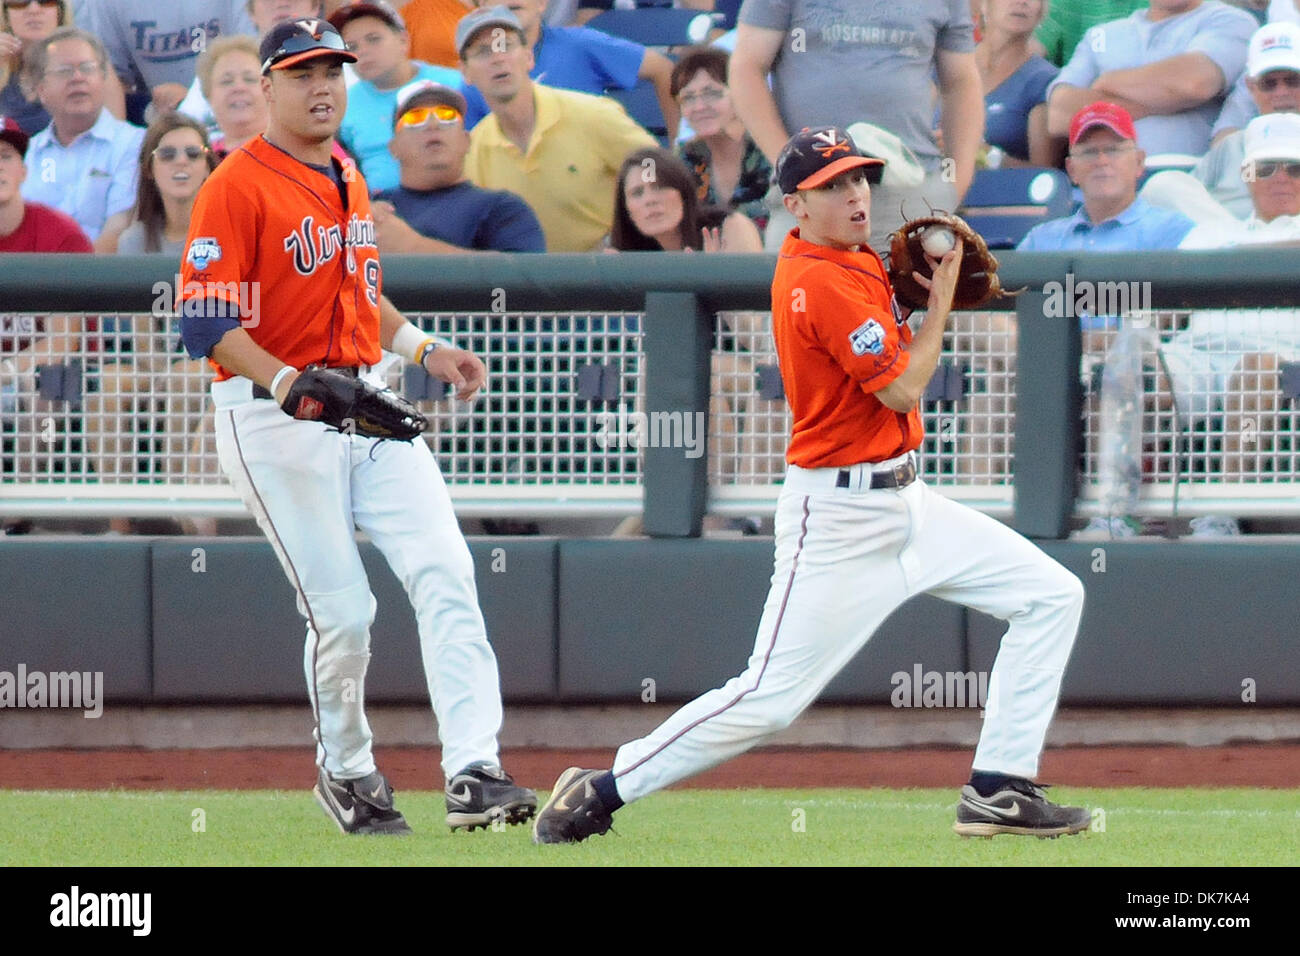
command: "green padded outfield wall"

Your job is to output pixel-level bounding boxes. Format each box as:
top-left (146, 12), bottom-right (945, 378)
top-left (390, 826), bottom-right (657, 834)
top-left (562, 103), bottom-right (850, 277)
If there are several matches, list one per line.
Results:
top-left (2, 538), bottom-right (1296, 706)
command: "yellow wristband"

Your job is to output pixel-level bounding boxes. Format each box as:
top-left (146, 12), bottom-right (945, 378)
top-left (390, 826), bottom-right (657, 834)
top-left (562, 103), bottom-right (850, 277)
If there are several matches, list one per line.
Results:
top-left (412, 337), bottom-right (436, 365)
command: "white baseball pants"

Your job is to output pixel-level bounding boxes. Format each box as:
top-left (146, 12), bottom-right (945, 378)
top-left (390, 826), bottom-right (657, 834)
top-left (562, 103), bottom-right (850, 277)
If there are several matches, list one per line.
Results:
top-left (612, 455), bottom-right (1085, 803)
top-left (211, 374), bottom-right (504, 780)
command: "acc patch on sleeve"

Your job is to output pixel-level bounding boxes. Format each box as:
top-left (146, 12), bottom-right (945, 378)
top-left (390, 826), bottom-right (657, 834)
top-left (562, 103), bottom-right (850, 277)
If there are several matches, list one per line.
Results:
top-left (848, 318), bottom-right (886, 356)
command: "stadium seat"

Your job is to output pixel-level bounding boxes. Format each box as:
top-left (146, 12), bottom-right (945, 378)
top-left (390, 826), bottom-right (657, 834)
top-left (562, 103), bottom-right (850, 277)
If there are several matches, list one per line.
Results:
top-left (1138, 153), bottom-right (1201, 190)
top-left (607, 80), bottom-right (670, 146)
top-left (957, 166), bottom-right (1075, 249)
top-left (587, 8), bottom-right (719, 47)
top-left (713, 0), bottom-right (743, 30)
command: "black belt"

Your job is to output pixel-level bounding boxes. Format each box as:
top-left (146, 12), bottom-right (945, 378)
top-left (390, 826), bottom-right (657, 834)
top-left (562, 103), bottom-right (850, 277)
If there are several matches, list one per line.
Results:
top-left (836, 456), bottom-right (917, 490)
top-left (252, 366), bottom-right (360, 400)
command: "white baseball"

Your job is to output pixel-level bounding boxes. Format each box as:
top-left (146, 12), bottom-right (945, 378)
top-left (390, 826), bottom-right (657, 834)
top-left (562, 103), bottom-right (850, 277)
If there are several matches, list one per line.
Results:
top-left (920, 225), bottom-right (956, 257)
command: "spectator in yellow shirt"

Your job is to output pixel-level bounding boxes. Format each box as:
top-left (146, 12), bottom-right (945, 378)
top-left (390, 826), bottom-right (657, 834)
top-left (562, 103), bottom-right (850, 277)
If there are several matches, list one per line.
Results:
top-left (458, 5), bottom-right (655, 251)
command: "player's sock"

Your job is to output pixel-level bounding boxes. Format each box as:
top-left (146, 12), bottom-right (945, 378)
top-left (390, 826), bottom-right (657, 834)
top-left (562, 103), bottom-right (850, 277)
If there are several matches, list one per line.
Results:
top-left (968, 771), bottom-right (1025, 798)
top-left (592, 770), bottom-right (624, 812)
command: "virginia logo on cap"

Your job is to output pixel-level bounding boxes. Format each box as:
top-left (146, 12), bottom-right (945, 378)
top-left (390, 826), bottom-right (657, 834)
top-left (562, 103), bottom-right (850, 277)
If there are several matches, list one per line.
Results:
top-left (810, 128), bottom-right (851, 159)
top-left (298, 18), bottom-right (325, 39)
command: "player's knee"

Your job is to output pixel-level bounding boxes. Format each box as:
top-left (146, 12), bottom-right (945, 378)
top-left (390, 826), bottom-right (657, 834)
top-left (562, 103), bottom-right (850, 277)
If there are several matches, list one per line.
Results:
top-left (1057, 569), bottom-right (1086, 611)
top-left (764, 697), bottom-right (808, 733)
top-left (404, 544), bottom-right (477, 604)
top-left (307, 588), bottom-right (377, 646)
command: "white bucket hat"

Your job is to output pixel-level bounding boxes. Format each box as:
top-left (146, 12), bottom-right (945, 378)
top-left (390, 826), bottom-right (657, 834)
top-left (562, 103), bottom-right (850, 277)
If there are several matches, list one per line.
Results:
top-left (845, 121), bottom-right (927, 189)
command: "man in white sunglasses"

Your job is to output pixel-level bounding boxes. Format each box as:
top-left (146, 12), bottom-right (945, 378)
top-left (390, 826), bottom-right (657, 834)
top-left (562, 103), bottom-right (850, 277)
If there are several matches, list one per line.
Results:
top-left (1190, 21), bottom-right (1300, 220)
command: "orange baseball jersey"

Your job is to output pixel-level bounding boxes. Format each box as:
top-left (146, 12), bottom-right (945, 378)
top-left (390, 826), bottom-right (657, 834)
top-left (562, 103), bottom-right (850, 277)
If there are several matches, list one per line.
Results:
top-left (179, 135), bottom-right (383, 381)
top-left (771, 229), bottom-right (923, 468)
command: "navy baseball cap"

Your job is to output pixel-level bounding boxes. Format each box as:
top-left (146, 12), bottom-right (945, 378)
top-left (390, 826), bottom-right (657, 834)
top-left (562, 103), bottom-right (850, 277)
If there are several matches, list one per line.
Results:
top-left (260, 17), bottom-right (358, 74)
top-left (776, 126), bottom-right (884, 194)
top-left (0, 115), bottom-right (28, 158)
top-left (455, 5), bottom-right (525, 56)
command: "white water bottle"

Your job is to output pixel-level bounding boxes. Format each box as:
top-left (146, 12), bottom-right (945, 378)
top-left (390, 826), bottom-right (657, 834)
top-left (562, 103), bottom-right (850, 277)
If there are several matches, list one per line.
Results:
top-left (1098, 321), bottom-right (1151, 517)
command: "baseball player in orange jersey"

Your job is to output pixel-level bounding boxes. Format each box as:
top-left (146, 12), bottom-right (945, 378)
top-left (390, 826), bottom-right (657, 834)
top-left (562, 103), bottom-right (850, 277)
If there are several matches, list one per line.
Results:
top-left (534, 127), bottom-right (1091, 845)
top-left (178, 17), bottom-right (536, 835)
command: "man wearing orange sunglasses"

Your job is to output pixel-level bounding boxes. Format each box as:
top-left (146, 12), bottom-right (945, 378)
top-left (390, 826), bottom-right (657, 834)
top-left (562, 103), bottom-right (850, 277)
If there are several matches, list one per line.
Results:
top-left (330, 0), bottom-right (463, 193)
top-left (371, 78), bottom-right (544, 252)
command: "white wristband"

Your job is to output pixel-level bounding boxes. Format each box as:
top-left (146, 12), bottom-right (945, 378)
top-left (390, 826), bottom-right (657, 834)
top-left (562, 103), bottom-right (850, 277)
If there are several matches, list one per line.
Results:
top-left (391, 323), bottom-right (430, 363)
top-left (391, 323), bottom-right (455, 364)
top-left (269, 365), bottom-right (295, 399)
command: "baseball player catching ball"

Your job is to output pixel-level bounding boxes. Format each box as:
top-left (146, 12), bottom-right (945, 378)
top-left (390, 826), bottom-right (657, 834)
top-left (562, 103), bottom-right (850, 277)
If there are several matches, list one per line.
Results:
top-left (178, 17), bottom-right (535, 835)
top-left (534, 126), bottom-right (1091, 844)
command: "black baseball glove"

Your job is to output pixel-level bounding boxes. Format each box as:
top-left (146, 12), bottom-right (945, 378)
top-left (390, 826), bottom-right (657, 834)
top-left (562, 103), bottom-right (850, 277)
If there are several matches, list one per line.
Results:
top-left (280, 367), bottom-right (427, 441)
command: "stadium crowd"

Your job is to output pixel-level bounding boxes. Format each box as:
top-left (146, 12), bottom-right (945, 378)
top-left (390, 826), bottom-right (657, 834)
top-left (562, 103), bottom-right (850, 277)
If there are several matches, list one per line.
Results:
top-left (2, 0), bottom-right (1299, 537)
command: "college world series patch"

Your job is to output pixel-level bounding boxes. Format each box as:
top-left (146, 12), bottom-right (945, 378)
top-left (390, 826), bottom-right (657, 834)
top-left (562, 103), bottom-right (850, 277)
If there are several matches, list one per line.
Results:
top-left (186, 237), bottom-right (223, 270)
top-left (848, 318), bottom-right (885, 356)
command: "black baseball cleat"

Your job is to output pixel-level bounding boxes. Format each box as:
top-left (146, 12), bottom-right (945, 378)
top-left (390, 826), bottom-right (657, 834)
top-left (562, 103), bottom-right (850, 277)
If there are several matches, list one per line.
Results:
top-left (953, 778), bottom-right (1091, 838)
top-left (313, 768), bottom-right (413, 835)
top-left (444, 763), bottom-right (538, 831)
top-left (532, 767), bottom-right (616, 845)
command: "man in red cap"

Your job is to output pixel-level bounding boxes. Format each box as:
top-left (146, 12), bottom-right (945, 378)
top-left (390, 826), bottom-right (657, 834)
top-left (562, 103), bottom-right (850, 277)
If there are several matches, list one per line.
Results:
top-left (533, 126), bottom-right (1092, 846)
top-left (1020, 103), bottom-right (1194, 251)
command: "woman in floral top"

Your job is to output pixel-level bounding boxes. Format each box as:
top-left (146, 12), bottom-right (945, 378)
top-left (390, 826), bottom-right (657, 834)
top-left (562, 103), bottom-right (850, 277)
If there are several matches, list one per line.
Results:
top-left (671, 46), bottom-right (771, 236)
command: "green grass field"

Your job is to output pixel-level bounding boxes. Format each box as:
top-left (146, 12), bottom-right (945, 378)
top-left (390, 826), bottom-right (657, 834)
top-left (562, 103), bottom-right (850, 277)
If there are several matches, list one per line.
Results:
top-left (3, 787), bottom-right (1296, 866)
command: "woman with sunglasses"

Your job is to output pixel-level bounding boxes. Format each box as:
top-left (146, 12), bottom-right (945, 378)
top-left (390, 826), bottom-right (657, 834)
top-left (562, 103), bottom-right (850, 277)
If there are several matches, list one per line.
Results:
top-left (116, 112), bottom-right (217, 254)
top-left (0, 0), bottom-right (126, 132)
top-left (670, 46), bottom-right (771, 236)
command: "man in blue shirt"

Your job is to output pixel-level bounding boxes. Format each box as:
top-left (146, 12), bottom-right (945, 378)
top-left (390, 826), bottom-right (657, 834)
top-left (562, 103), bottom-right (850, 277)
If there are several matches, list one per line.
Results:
top-left (459, 0), bottom-right (677, 136)
top-left (371, 79), bottom-right (545, 252)
top-left (331, 1), bottom-right (463, 193)
top-left (20, 27), bottom-right (144, 246)
top-left (1019, 102), bottom-right (1195, 252)
top-left (1045, 0), bottom-right (1256, 157)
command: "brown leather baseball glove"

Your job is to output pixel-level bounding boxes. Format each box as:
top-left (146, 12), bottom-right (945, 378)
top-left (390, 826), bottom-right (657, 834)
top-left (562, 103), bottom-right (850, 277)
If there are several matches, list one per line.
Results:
top-left (281, 367), bottom-right (427, 441)
top-left (887, 212), bottom-right (1009, 312)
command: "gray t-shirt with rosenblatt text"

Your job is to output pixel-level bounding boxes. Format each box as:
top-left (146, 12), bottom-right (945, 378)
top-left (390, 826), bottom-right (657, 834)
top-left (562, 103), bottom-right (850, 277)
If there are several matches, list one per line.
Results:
top-left (739, 0), bottom-right (974, 172)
